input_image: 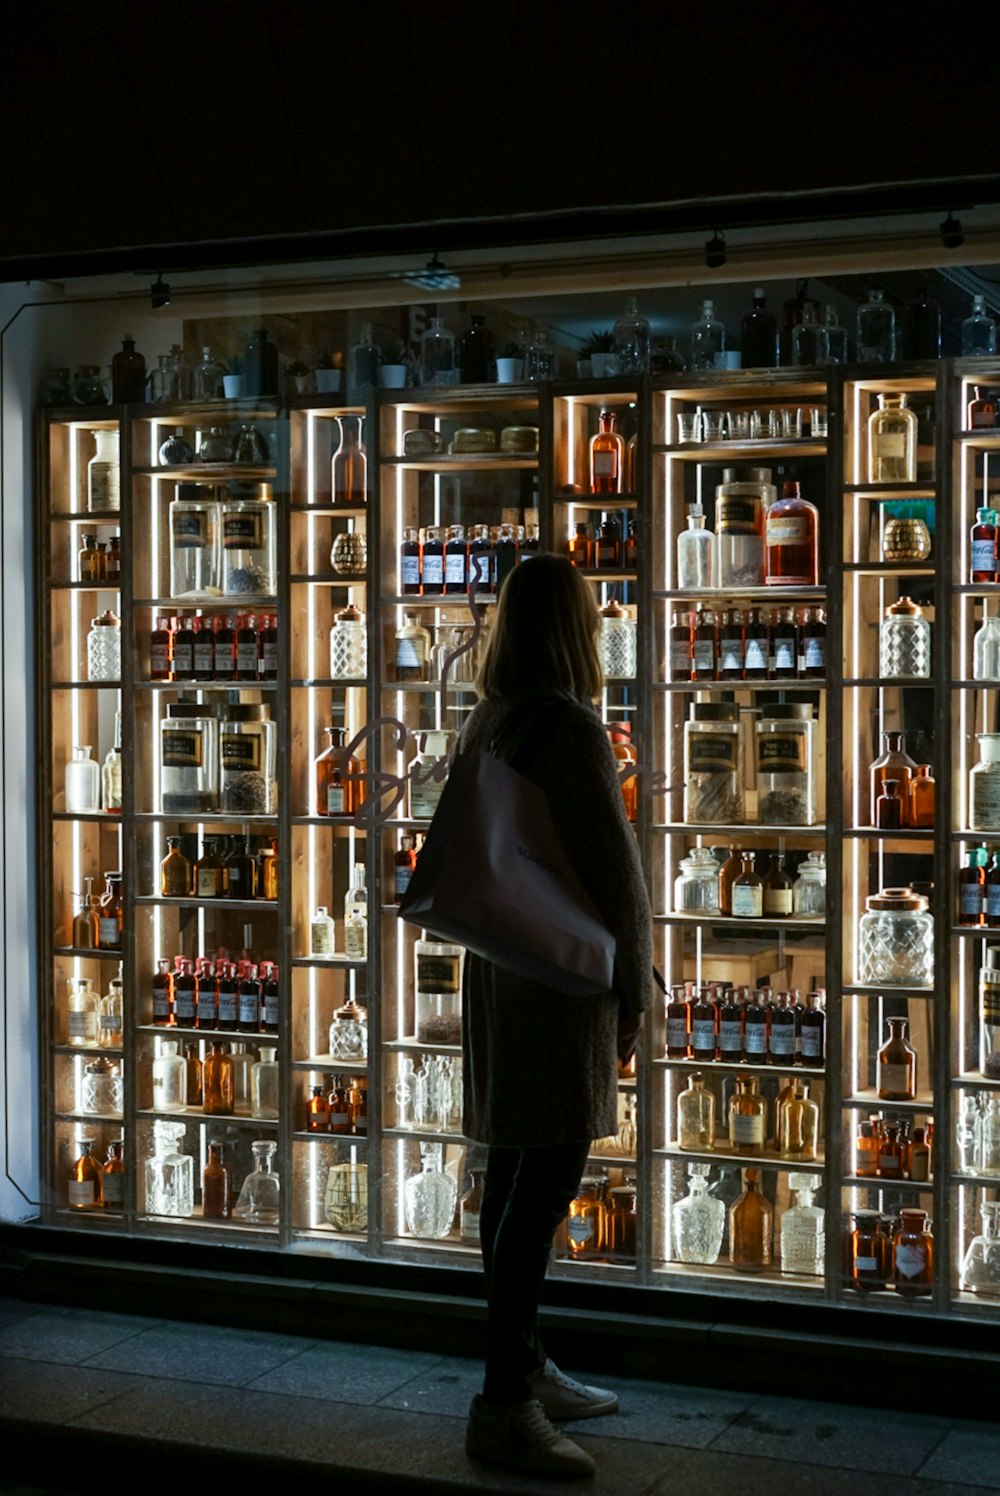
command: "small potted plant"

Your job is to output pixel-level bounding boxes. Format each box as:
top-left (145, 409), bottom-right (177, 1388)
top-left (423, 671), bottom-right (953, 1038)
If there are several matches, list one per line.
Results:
top-left (587, 330), bottom-right (619, 378)
top-left (222, 356), bottom-right (244, 399)
top-left (285, 359), bottom-right (312, 396)
top-left (314, 351), bottom-right (343, 395)
top-left (378, 342), bottom-right (410, 389)
top-left (496, 341), bottom-right (523, 384)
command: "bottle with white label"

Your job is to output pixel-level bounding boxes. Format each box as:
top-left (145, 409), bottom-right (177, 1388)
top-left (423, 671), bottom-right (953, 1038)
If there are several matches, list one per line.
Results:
top-left (68, 1139), bottom-right (103, 1209)
top-left (728, 1075), bottom-right (767, 1155)
top-left (408, 731), bottom-right (450, 818)
top-left (394, 612), bottom-right (433, 682)
top-left (152, 1038), bottom-right (187, 1112)
top-left (66, 976), bottom-right (99, 1046)
top-left (876, 1017), bottom-right (917, 1100)
top-left (971, 733), bottom-right (1000, 831)
top-left (868, 393), bottom-right (916, 482)
top-left (731, 854), bottom-right (763, 917)
top-left (344, 864), bottom-right (368, 959)
top-left (677, 505), bottom-right (715, 588)
top-left (310, 906), bottom-right (335, 957)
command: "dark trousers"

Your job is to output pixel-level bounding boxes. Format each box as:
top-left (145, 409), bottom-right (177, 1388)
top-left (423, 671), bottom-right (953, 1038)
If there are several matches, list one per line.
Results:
top-left (479, 1139), bottom-right (591, 1405)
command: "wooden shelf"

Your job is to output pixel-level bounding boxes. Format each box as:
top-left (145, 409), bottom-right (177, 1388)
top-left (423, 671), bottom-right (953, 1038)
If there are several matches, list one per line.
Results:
top-left (655, 913), bottom-right (826, 933)
top-left (658, 1144), bottom-right (824, 1172)
top-left (381, 455), bottom-right (538, 471)
top-left (657, 440), bottom-right (826, 462)
top-left (132, 463), bottom-right (275, 481)
top-left (655, 1057), bottom-right (826, 1077)
top-left (843, 1090), bottom-right (935, 1112)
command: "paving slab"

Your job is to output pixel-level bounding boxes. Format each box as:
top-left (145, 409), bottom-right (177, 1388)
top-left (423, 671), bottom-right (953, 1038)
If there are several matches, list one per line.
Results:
top-left (83, 1320), bottom-right (315, 1387)
top-left (0, 1353), bottom-right (156, 1425)
top-left (0, 1306), bottom-right (161, 1366)
top-left (249, 1340), bottom-right (445, 1404)
top-left (710, 1393), bottom-right (951, 1475)
top-left (562, 1376), bottom-right (754, 1450)
top-left (918, 1423), bottom-right (1000, 1489)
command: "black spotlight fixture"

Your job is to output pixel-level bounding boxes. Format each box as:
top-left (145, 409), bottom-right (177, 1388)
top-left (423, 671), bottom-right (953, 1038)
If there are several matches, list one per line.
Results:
top-left (705, 230), bottom-right (727, 269)
top-left (150, 274), bottom-right (172, 309)
top-left (940, 211), bottom-right (964, 250)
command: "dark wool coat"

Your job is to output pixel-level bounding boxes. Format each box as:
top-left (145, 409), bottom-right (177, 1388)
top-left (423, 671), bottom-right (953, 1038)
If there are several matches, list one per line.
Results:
top-left (458, 696), bottom-right (653, 1148)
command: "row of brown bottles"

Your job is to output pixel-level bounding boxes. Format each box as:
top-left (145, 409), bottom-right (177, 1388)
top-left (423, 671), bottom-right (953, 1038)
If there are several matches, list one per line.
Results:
top-left (669, 606), bottom-right (825, 681)
top-left (77, 532), bottom-right (121, 583)
top-left (845, 1209), bottom-right (933, 1296)
top-left (71, 870), bottom-right (124, 949)
top-left (868, 732), bottom-right (935, 828)
top-left (152, 954), bottom-right (279, 1032)
top-left (306, 1076), bottom-right (368, 1134)
top-left (150, 611), bottom-right (278, 682)
top-left (69, 1139), bottom-right (124, 1210)
top-left (958, 845), bottom-right (1000, 926)
top-left (854, 1114), bottom-right (932, 1181)
top-left (161, 834), bottom-right (278, 900)
top-left (315, 723), bottom-right (366, 815)
top-left (666, 983), bottom-right (826, 1065)
top-left (566, 513), bottom-right (638, 570)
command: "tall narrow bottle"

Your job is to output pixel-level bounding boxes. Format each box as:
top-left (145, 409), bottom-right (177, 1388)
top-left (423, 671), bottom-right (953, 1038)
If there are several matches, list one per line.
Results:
top-left (739, 288), bottom-right (779, 368)
top-left (690, 300), bottom-right (725, 371)
top-left (677, 506), bottom-right (715, 588)
top-left (962, 294), bottom-right (998, 356)
top-left (730, 1167), bottom-right (772, 1271)
top-left (857, 289), bottom-right (896, 363)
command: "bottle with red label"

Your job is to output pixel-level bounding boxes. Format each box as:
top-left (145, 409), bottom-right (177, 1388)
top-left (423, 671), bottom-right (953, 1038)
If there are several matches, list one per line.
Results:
top-left (173, 614), bottom-right (195, 680)
top-left (236, 614), bottom-right (259, 681)
top-left (151, 616), bottom-right (173, 680)
top-left (259, 614), bottom-right (278, 680)
top-left (192, 614), bottom-right (215, 681)
top-left (214, 614), bottom-right (236, 680)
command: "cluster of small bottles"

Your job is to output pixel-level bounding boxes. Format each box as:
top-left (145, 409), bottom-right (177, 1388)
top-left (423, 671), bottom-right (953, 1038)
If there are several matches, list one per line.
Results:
top-left (314, 723), bottom-right (366, 814)
top-left (677, 1071), bottom-right (820, 1161)
top-left (151, 953), bottom-right (279, 1032)
top-left (394, 1052), bottom-right (462, 1133)
top-left (565, 512), bottom-right (639, 571)
top-left (160, 835), bottom-right (278, 901)
top-left (672, 1163), bottom-right (823, 1276)
top-left (844, 1209), bottom-right (934, 1296)
top-left (68, 1138), bottom-right (125, 1210)
top-left (392, 614), bottom-right (484, 687)
top-left (956, 1091), bottom-right (1000, 1177)
top-left (669, 605), bottom-right (826, 680)
top-left (142, 1120), bottom-right (280, 1224)
top-left (868, 733), bottom-right (935, 828)
top-left (854, 1111), bottom-right (932, 1182)
top-left (150, 612), bottom-right (278, 681)
top-left (306, 1075), bottom-right (369, 1134)
top-left (676, 847), bottom-right (826, 918)
top-left (667, 985), bottom-right (826, 1066)
top-left (65, 724), bottom-right (122, 814)
top-left (70, 871), bottom-right (123, 950)
top-left (559, 1174), bottom-right (637, 1262)
top-left (76, 531), bottom-right (122, 583)
top-left (66, 973), bottom-right (123, 1049)
top-left (399, 513), bottom-right (538, 595)
top-left (151, 1034), bottom-right (278, 1118)
top-left (677, 480), bottom-right (819, 589)
top-left (309, 864), bottom-right (369, 960)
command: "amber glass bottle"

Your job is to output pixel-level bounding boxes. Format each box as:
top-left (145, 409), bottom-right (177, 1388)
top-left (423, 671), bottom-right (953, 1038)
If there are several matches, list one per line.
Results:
top-left (98, 872), bottom-right (124, 950)
top-left (73, 878), bottom-right (99, 949)
top-left (184, 1042), bottom-right (203, 1106)
top-left (102, 1140), bottom-right (125, 1211)
top-left (595, 512), bottom-right (623, 568)
top-left (195, 839), bottom-right (227, 898)
top-left (730, 1167), bottom-right (773, 1271)
top-left (877, 1017), bottom-right (917, 1100)
top-left (731, 854), bottom-right (763, 918)
top-left (764, 481), bottom-right (819, 586)
top-left (150, 615), bottom-right (173, 680)
top-left (315, 725), bottom-right (365, 816)
top-left (202, 1141), bottom-right (231, 1219)
top-left (892, 1209), bottom-right (933, 1296)
top-left (869, 731), bottom-right (917, 825)
top-left (69, 1140), bottom-right (103, 1209)
top-left (689, 989), bottom-right (718, 1062)
top-left (854, 1119), bottom-right (878, 1176)
top-left (214, 613), bottom-right (236, 680)
top-left (607, 722), bottom-right (638, 822)
top-left (718, 847), bottom-right (741, 915)
top-left (762, 853), bottom-right (794, 917)
top-left (729, 1076), bottom-right (767, 1155)
top-left (589, 409), bottom-right (624, 494)
top-left (909, 764), bottom-right (935, 828)
top-left (665, 984), bottom-right (691, 1059)
top-left (778, 1081), bottom-right (818, 1159)
top-left (203, 1041), bottom-right (235, 1115)
top-left (160, 836), bottom-right (192, 896)
top-left (567, 520), bottom-right (594, 570)
top-left (307, 1084), bottom-right (330, 1132)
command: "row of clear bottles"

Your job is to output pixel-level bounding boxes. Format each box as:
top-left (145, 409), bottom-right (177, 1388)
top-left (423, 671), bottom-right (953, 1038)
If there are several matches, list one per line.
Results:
top-left (673, 1164), bottom-right (823, 1274)
top-left (144, 1121), bottom-right (279, 1223)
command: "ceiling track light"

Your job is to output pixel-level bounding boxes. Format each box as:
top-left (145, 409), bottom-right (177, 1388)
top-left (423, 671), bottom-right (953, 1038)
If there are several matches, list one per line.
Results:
top-left (940, 211), bottom-right (964, 250)
top-left (150, 274), bottom-right (172, 308)
top-left (402, 253), bottom-right (462, 292)
top-left (704, 230), bottom-right (727, 269)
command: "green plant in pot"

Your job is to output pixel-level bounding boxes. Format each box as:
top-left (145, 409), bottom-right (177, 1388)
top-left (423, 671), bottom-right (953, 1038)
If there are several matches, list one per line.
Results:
top-left (378, 342), bottom-right (410, 388)
top-left (286, 358), bottom-right (312, 395)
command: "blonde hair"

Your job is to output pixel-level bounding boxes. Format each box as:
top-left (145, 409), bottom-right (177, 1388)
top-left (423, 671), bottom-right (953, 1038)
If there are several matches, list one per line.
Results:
top-left (476, 554), bottom-right (603, 701)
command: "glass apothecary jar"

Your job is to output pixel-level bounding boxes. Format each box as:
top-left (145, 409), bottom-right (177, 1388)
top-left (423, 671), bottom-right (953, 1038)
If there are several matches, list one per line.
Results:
top-left (879, 596), bottom-right (930, 679)
top-left (892, 1208), bottom-right (934, 1296)
top-left (847, 1209), bottom-right (889, 1292)
top-left (80, 1057), bottom-right (123, 1117)
top-left (169, 484), bottom-right (222, 598)
top-left (221, 491), bottom-right (276, 597)
top-left (858, 886), bottom-right (934, 986)
top-left (329, 603), bottom-right (367, 679)
top-left (565, 1176), bottom-right (607, 1257)
top-left (65, 745), bottom-right (100, 813)
top-left (324, 1162), bottom-right (368, 1232)
top-left (219, 703), bottom-right (276, 815)
top-left (597, 599), bottom-right (637, 679)
top-left (674, 847), bottom-right (721, 912)
top-left (329, 998), bottom-right (368, 1061)
top-left (971, 733), bottom-right (1000, 831)
top-left (755, 703), bottom-right (817, 825)
top-left (868, 393), bottom-right (917, 483)
top-left (87, 428), bottom-right (120, 513)
top-left (404, 1145), bottom-right (458, 1238)
top-left (234, 1140), bottom-right (280, 1224)
top-left (960, 1202), bottom-right (1000, 1295)
top-left (414, 937), bottom-right (463, 1044)
top-left (683, 702), bottom-right (744, 824)
top-left (144, 1119), bottom-right (194, 1217)
top-left (792, 851), bottom-right (827, 916)
top-left (86, 610), bottom-right (121, 681)
top-left (672, 1162), bottom-right (725, 1264)
top-left (159, 701), bottom-right (219, 814)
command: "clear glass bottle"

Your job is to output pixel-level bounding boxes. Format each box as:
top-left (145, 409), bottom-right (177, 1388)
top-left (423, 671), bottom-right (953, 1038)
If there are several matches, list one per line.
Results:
top-left (959, 1202), bottom-right (1000, 1295)
top-left (983, 1098), bottom-right (1000, 1173)
top-left (714, 467), bottom-right (770, 588)
top-left (234, 1140), bottom-right (280, 1224)
top-left (857, 288), bottom-right (896, 363)
top-left (522, 328), bottom-right (554, 382)
top-left (981, 950), bottom-right (1000, 1077)
top-left (160, 702), bottom-right (219, 814)
top-left (395, 611), bottom-right (433, 679)
top-left (824, 304), bottom-right (848, 363)
top-left (66, 977), bottom-right (99, 1046)
top-left (87, 428), bottom-right (120, 513)
top-left (80, 1056), bottom-right (123, 1117)
top-left (86, 610), bottom-right (121, 681)
top-left (613, 296), bottom-right (651, 373)
top-left (764, 480), bottom-right (819, 585)
top-left (98, 976), bottom-right (123, 1049)
top-left (791, 303), bottom-right (829, 366)
top-left (152, 1038), bottom-right (187, 1112)
top-left (101, 709), bottom-right (122, 813)
top-left (962, 294), bottom-right (998, 356)
top-left (677, 1072), bottom-right (715, 1150)
top-left (404, 1145), bottom-right (458, 1238)
top-left (419, 317), bottom-right (457, 386)
top-left (868, 394), bottom-right (917, 483)
top-left (780, 1173), bottom-right (824, 1275)
top-left (408, 730), bottom-right (451, 819)
top-left (859, 887), bottom-right (934, 986)
top-left (672, 1162), bottom-right (725, 1264)
top-left (250, 1047), bottom-right (279, 1119)
top-left (169, 484), bottom-right (221, 598)
top-left (310, 906), bottom-right (335, 956)
top-left (729, 1076), bottom-right (767, 1155)
top-left (793, 852), bottom-right (827, 916)
top-left (690, 299), bottom-right (725, 371)
top-left (65, 744), bottom-right (100, 813)
top-left (683, 702), bottom-right (744, 823)
top-left (329, 997), bottom-right (368, 1061)
top-left (144, 1119), bottom-right (194, 1217)
top-left (971, 733), bottom-right (1000, 831)
top-left (193, 346), bottom-right (225, 400)
top-left (677, 505), bottom-right (715, 588)
top-left (730, 1167), bottom-right (772, 1272)
top-left (755, 703), bottom-right (817, 825)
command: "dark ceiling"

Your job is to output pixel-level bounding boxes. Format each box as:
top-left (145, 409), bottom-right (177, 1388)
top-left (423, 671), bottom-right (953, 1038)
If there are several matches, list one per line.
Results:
top-left (4, 1), bottom-right (998, 280)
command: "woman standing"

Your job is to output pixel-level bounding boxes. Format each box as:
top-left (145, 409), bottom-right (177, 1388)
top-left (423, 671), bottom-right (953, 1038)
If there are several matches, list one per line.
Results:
top-left (460, 555), bottom-right (653, 1479)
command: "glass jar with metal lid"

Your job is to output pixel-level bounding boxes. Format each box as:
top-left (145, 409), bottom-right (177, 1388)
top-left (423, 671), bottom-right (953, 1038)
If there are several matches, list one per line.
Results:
top-left (755, 702), bottom-right (817, 825)
top-left (87, 610), bottom-right (121, 681)
top-left (597, 598), bottom-right (637, 679)
top-left (674, 847), bottom-right (722, 912)
top-left (328, 997), bottom-right (369, 1062)
top-left (714, 466), bottom-right (773, 587)
top-left (792, 851), bottom-right (827, 916)
top-left (859, 886), bottom-right (934, 986)
top-left (879, 595), bottom-right (930, 679)
top-left (683, 702), bottom-right (744, 824)
top-left (329, 603), bottom-right (367, 679)
top-left (219, 703), bottom-right (276, 815)
top-left (159, 701), bottom-right (219, 814)
top-left (220, 487), bottom-right (276, 597)
top-left (80, 1056), bottom-right (123, 1117)
top-left (169, 482), bottom-right (222, 598)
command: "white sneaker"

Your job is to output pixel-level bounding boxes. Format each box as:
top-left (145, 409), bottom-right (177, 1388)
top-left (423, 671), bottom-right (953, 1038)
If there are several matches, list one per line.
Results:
top-left (466, 1394), bottom-right (596, 1478)
top-left (527, 1360), bottom-right (619, 1421)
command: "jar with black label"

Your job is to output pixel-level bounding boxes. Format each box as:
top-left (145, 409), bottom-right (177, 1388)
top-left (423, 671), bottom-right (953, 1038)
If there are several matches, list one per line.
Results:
top-left (159, 701), bottom-right (219, 814)
top-left (169, 483), bottom-right (221, 599)
top-left (219, 704), bottom-right (276, 815)
top-left (683, 702), bottom-right (744, 823)
top-left (220, 490), bottom-right (276, 597)
top-left (414, 936), bottom-right (463, 1044)
top-left (755, 703), bottom-right (817, 825)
